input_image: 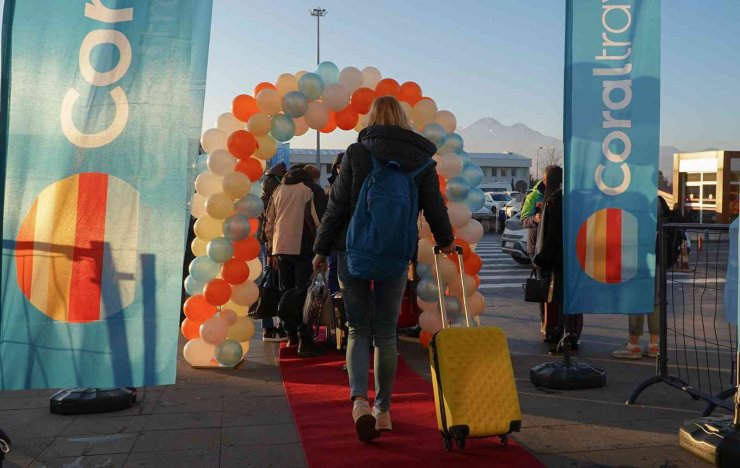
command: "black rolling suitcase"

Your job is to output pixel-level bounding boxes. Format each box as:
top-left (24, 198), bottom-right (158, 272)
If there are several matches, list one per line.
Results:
top-left (49, 387), bottom-right (137, 415)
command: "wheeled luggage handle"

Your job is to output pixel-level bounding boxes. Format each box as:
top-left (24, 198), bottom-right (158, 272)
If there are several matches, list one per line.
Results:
top-left (432, 245), bottom-right (472, 329)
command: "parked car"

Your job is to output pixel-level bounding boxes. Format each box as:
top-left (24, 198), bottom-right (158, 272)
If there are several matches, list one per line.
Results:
top-left (489, 193), bottom-right (513, 214)
top-left (501, 213), bottom-right (530, 265)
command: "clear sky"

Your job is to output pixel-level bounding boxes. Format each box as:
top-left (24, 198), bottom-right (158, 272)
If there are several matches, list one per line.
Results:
top-left (1, 1), bottom-right (738, 152)
top-left (202, 0), bottom-right (740, 152)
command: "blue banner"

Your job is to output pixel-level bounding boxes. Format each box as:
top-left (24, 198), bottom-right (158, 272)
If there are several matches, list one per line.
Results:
top-left (271, 143), bottom-right (291, 168)
top-left (563, 0), bottom-right (661, 314)
top-left (0, 0), bottom-right (213, 390)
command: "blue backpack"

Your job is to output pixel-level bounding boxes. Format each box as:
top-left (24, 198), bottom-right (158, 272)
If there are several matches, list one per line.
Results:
top-left (346, 152), bottom-right (433, 280)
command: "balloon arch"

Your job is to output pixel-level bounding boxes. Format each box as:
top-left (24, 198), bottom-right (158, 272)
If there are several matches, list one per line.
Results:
top-left (182, 62), bottom-right (488, 367)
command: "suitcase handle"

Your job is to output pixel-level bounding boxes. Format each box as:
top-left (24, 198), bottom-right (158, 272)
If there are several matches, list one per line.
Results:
top-left (432, 245), bottom-right (472, 329)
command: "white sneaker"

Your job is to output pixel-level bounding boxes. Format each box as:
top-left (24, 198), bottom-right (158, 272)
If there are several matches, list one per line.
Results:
top-left (373, 407), bottom-right (392, 431)
top-left (643, 343), bottom-right (658, 358)
top-left (612, 343), bottom-right (642, 360)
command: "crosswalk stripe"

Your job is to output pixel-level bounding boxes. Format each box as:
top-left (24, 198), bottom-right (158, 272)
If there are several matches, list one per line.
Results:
top-left (477, 283), bottom-right (525, 289)
top-left (478, 275), bottom-right (526, 280)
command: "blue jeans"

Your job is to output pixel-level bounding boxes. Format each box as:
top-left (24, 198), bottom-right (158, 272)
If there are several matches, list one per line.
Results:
top-left (338, 253), bottom-right (407, 411)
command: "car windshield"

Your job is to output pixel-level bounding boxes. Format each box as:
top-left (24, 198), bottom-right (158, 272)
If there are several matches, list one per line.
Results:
top-left (490, 194), bottom-right (512, 202)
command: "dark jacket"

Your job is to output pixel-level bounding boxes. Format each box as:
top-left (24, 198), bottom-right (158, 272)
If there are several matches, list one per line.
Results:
top-left (533, 190), bottom-right (563, 303)
top-left (257, 163), bottom-right (287, 242)
top-left (314, 125), bottom-right (454, 256)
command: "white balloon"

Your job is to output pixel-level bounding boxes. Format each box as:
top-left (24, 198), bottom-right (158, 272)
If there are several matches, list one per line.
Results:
top-left (449, 273), bottom-right (476, 298)
top-left (201, 128), bottom-right (227, 153)
top-left (447, 202), bottom-right (472, 228)
top-left (457, 219), bottom-right (484, 244)
top-left (183, 338), bottom-right (215, 366)
top-left (432, 256), bottom-right (457, 283)
top-left (195, 172), bottom-right (224, 197)
top-left (207, 149), bottom-right (237, 176)
top-left (304, 101), bottom-right (330, 130)
top-left (276, 73), bottom-right (299, 97)
top-left (361, 67), bottom-right (382, 89)
top-left (323, 83), bottom-right (351, 111)
top-left (247, 258), bottom-right (262, 281)
top-left (216, 113), bottom-right (245, 136)
top-left (438, 153), bottom-right (463, 179)
top-left (191, 193), bottom-right (207, 218)
top-left (256, 89), bottom-right (282, 116)
top-left (339, 66), bottom-right (363, 93)
top-left (417, 238), bottom-right (436, 265)
top-left (434, 110), bottom-right (457, 133)
top-left (294, 117), bottom-right (309, 136)
top-left (419, 311), bottom-right (443, 334)
top-left (231, 281), bottom-right (260, 306)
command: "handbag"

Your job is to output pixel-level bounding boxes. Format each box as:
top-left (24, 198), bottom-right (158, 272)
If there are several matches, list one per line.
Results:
top-left (523, 269), bottom-right (555, 303)
top-left (248, 266), bottom-right (282, 320)
top-left (302, 270), bottom-right (334, 336)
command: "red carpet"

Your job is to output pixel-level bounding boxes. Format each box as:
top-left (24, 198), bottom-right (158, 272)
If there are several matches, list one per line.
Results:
top-left (279, 346), bottom-right (543, 468)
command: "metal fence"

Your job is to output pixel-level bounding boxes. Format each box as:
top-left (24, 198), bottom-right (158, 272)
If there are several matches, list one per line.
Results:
top-left (628, 223), bottom-right (736, 415)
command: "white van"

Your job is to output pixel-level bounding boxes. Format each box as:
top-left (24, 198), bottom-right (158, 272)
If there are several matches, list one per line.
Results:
top-left (478, 182), bottom-right (511, 193)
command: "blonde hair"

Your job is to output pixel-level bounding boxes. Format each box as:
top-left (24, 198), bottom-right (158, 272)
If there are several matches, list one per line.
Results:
top-left (367, 96), bottom-right (412, 130)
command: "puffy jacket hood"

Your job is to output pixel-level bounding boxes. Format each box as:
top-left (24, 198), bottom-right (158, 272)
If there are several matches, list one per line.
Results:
top-left (266, 162), bottom-right (287, 177)
top-left (358, 125), bottom-right (437, 171)
top-left (283, 168), bottom-right (311, 185)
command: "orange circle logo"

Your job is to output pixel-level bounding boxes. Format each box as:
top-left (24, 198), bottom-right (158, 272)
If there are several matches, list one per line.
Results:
top-left (576, 208), bottom-right (638, 284)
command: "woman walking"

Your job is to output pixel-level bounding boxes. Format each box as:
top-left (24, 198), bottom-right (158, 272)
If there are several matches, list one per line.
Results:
top-left (312, 96), bottom-right (454, 442)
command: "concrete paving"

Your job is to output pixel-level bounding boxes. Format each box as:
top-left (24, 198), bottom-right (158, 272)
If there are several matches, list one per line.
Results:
top-left (0, 233), bottom-right (726, 467)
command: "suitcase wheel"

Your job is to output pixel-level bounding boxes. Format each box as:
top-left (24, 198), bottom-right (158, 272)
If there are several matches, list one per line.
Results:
top-left (441, 434), bottom-right (452, 452)
top-left (499, 435), bottom-right (508, 447)
top-left (455, 437), bottom-right (466, 450)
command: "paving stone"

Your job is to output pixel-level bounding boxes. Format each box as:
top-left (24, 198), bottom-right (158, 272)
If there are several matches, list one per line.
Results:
top-left (221, 396), bottom-right (294, 427)
top-left (30, 453), bottom-right (128, 468)
top-left (2, 437), bottom-right (55, 467)
top-left (220, 443), bottom-right (306, 467)
top-left (130, 428), bottom-right (220, 453)
top-left (142, 411), bottom-right (222, 431)
top-left (0, 409), bottom-right (74, 438)
top-left (124, 449), bottom-right (220, 468)
top-left (38, 433), bottom-right (137, 458)
top-left (60, 415), bottom-right (148, 436)
top-left (221, 424), bottom-right (299, 447)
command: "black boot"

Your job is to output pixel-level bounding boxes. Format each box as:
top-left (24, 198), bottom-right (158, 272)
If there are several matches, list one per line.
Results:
top-left (298, 338), bottom-right (327, 357)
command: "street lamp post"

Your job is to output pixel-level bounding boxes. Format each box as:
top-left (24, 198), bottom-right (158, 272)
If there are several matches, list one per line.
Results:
top-left (310, 8), bottom-right (327, 171)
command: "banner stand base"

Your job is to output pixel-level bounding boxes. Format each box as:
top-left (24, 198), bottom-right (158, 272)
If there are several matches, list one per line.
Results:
top-left (49, 388), bottom-right (137, 415)
top-left (530, 342), bottom-right (606, 390)
top-left (680, 415), bottom-right (740, 467)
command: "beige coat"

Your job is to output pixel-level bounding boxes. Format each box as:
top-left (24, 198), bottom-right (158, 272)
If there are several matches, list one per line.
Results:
top-left (264, 182), bottom-right (320, 256)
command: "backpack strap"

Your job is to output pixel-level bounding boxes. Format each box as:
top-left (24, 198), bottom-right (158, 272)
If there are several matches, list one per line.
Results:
top-left (409, 159), bottom-right (434, 179)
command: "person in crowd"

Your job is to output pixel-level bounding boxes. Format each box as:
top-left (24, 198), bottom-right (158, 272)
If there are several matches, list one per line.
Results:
top-left (258, 162), bottom-right (288, 342)
top-left (533, 165), bottom-right (582, 352)
top-left (303, 164), bottom-right (321, 185)
top-left (312, 96), bottom-right (455, 442)
top-left (612, 196), bottom-right (675, 359)
top-left (264, 166), bottom-right (327, 357)
top-left (325, 153), bottom-right (344, 295)
top-left (520, 176), bottom-right (547, 336)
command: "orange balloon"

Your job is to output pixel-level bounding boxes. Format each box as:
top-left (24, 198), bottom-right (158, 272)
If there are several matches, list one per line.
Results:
top-left (335, 106), bottom-right (359, 130)
top-left (456, 238), bottom-right (472, 260)
top-left (204, 278), bottom-right (231, 306)
top-left (399, 81), bottom-right (422, 106)
top-left (249, 218), bottom-right (259, 235)
top-left (181, 318), bottom-right (201, 340)
top-left (235, 157), bottom-right (263, 182)
top-left (464, 253), bottom-right (482, 276)
top-left (320, 112), bottom-right (337, 133)
top-left (233, 237), bottom-right (261, 261)
top-left (473, 275), bottom-right (480, 288)
top-left (227, 130), bottom-right (257, 159)
top-left (183, 295), bottom-right (217, 322)
top-left (233, 95), bottom-right (259, 122)
top-left (254, 82), bottom-right (277, 96)
top-left (375, 78), bottom-right (400, 98)
top-left (438, 175), bottom-right (447, 195)
top-left (419, 330), bottom-right (433, 349)
top-left (222, 259), bottom-right (249, 285)
top-left (350, 87), bottom-right (376, 114)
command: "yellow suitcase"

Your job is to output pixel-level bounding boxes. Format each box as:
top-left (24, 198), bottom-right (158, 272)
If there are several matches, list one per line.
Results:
top-left (428, 246), bottom-right (522, 451)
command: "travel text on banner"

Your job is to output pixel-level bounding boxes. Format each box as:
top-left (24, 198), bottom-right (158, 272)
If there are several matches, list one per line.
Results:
top-left (0, 0), bottom-right (213, 390)
top-left (563, 0), bottom-right (661, 314)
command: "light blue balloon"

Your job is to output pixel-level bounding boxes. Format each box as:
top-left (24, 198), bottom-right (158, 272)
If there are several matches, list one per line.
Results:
top-left (422, 123), bottom-right (447, 150)
top-left (464, 187), bottom-right (486, 212)
top-left (457, 151), bottom-right (471, 165)
top-left (249, 178), bottom-right (263, 197)
top-left (215, 339), bottom-right (243, 366)
top-left (446, 177), bottom-right (470, 202)
top-left (184, 275), bottom-right (205, 295)
top-left (282, 91), bottom-right (308, 118)
top-left (223, 214), bottom-right (251, 241)
top-left (207, 237), bottom-right (234, 264)
top-left (234, 194), bottom-right (263, 219)
top-left (298, 72), bottom-right (324, 101)
top-left (271, 114), bottom-right (295, 142)
top-left (196, 153), bottom-right (208, 174)
top-left (316, 61), bottom-right (340, 86)
top-left (417, 278), bottom-right (440, 302)
top-left (189, 256), bottom-right (221, 282)
top-left (441, 133), bottom-right (464, 154)
top-left (460, 163), bottom-right (484, 187)
top-left (416, 263), bottom-right (433, 279)
top-left (444, 296), bottom-right (462, 316)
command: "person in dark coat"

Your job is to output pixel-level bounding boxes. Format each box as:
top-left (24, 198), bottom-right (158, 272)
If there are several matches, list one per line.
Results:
top-left (533, 165), bottom-right (582, 352)
top-left (312, 96), bottom-right (454, 442)
top-left (325, 153), bottom-right (344, 295)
